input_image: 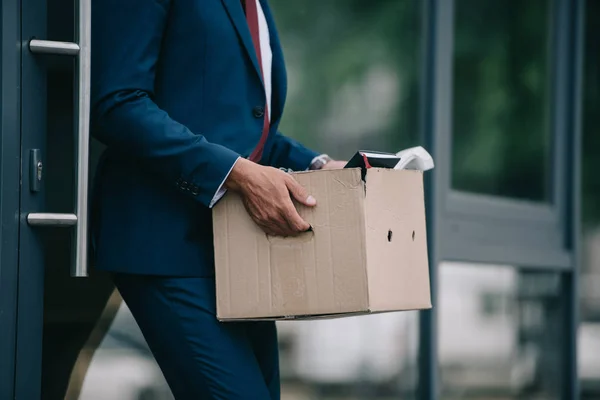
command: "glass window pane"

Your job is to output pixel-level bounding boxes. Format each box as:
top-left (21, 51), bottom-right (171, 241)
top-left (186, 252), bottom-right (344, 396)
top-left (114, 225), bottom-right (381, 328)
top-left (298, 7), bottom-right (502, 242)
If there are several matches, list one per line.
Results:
top-left (77, 299), bottom-right (174, 399)
top-left (439, 262), bottom-right (564, 399)
top-left (451, 0), bottom-right (552, 202)
top-left (270, 0), bottom-right (422, 159)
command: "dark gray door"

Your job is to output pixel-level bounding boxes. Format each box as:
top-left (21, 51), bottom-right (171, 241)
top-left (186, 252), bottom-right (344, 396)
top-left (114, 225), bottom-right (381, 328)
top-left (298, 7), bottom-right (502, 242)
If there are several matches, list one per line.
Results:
top-left (6, 0), bottom-right (114, 398)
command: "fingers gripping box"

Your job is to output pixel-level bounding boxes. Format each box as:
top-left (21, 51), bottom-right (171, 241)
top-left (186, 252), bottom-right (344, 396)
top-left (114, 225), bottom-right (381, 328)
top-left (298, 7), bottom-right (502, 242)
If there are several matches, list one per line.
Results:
top-left (212, 168), bottom-right (431, 321)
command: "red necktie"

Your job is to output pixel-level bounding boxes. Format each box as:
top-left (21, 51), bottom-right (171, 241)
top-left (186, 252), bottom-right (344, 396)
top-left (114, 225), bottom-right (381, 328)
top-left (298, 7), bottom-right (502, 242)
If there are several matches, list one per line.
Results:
top-left (243, 0), bottom-right (270, 163)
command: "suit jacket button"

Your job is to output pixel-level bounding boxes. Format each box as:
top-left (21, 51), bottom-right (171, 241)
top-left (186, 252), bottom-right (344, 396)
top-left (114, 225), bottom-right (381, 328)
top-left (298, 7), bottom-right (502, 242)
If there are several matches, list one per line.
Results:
top-left (252, 106), bottom-right (265, 118)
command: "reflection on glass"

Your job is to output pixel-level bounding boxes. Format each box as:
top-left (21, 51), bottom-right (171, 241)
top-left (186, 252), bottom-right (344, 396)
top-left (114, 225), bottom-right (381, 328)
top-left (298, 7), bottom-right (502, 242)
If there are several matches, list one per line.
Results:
top-left (439, 262), bottom-right (563, 400)
top-left (451, 0), bottom-right (551, 201)
top-left (77, 297), bottom-right (174, 400)
top-left (270, 0), bottom-right (422, 159)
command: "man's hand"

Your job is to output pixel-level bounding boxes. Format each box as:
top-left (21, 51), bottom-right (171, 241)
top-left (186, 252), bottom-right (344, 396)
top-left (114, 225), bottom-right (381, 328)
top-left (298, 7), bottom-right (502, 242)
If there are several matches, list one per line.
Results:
top-left (321, 160), bottom-right (347, 170)
top-left (225, 158), bottom-right (316, 237)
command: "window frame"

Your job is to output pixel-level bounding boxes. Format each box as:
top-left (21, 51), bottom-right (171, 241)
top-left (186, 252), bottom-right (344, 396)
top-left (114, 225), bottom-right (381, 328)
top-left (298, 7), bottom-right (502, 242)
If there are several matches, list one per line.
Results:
top-left (418, 0), bottom-right (583, 399)
top-left (431, 0), bottom-right (575, 269)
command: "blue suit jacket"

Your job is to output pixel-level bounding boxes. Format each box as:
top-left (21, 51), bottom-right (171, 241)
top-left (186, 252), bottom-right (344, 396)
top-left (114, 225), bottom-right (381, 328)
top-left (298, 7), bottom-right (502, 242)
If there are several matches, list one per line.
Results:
top-left (90, 0), bottom-right (318, 276)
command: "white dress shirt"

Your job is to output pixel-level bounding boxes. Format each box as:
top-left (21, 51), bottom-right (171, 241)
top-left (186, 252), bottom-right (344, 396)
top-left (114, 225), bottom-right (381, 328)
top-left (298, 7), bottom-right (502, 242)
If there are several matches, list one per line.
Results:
top-left (209, 0), bottom-right (272, 208)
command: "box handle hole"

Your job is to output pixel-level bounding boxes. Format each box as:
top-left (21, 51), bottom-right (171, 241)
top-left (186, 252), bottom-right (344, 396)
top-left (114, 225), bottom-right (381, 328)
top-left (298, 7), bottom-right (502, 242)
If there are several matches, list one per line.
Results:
top-left (387, 230), bottom-right (393, 242)
top-left (412, 231), bottom-right (415, 241)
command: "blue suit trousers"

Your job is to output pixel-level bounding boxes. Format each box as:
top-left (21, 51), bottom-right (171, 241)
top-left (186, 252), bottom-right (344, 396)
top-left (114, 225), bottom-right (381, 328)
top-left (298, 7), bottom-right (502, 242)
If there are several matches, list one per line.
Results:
top-left (112, 273), bottom-right (280, 399)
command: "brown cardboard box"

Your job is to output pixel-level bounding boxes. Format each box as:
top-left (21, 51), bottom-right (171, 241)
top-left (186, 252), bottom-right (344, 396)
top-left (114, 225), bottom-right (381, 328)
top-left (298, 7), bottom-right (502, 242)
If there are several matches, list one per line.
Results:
top-left (212, 167), bottom-right (431, 321)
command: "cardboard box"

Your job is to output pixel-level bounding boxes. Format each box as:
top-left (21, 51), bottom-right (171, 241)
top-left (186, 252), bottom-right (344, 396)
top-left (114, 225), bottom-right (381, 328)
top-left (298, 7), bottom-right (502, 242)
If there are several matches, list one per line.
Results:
top-left (212, 167), bottom-right (431, 321)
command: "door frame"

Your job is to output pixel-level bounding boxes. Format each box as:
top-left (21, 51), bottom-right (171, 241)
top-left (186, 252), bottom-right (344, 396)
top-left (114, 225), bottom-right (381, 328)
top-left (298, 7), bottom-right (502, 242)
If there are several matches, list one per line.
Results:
top-left (0, 0), bottom-right (22, 397)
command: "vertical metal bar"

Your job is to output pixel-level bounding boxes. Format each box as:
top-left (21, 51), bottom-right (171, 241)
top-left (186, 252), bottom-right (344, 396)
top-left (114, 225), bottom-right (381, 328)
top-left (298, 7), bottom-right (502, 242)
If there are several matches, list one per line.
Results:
top-left (418, 0), bottom-right (455, 398)
top-left (418, 1), bottom-right (436, 397)
top-left (563, 0), bottom-right (584, 397)
top-left (72, 0), bottom-right (91, 277)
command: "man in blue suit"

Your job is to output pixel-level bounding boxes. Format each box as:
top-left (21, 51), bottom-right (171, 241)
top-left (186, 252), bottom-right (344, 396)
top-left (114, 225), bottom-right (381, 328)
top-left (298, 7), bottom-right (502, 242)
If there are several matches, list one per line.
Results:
top-left (91, 0), bottom-right (344, 398)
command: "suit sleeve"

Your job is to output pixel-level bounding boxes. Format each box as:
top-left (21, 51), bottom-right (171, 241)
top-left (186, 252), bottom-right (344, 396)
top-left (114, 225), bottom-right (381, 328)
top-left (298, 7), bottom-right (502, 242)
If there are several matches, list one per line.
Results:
top-left (90, 0), bottom-right (239, 208)
top-left (267, 132), bottom-right (320, 171)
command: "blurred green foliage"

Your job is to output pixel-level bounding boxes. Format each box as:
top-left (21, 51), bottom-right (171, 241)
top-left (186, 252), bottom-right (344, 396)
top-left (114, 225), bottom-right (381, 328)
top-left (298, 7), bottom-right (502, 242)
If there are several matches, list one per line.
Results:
top-left (270, 0), bottom-right (598, 223)
top-left (452, 0), bottom-right (550, 201)
top-left (270, 0), bottom-right (421, 159)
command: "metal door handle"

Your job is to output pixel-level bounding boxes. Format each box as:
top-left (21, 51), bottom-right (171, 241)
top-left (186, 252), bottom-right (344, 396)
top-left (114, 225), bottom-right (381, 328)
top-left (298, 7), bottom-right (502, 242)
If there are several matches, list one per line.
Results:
top-left (27, 0), bottom-right (91, 278)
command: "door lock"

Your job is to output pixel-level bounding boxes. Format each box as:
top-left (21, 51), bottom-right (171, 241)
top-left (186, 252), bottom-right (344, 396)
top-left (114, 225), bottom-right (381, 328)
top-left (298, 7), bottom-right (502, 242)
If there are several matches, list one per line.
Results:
top-left (37, 161), bottom-right (43, 181)
top-left (30, 149), bottom-right (43, 192)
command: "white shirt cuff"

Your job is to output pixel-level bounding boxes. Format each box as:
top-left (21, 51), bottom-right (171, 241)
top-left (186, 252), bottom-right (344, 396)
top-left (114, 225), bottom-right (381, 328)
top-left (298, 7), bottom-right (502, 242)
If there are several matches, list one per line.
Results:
top-left (307, 154), bottom-right (330, 171)
top-left (209, 157), bottom-right (240, 208)
top-left (308, 155), bottom-right (321, 170)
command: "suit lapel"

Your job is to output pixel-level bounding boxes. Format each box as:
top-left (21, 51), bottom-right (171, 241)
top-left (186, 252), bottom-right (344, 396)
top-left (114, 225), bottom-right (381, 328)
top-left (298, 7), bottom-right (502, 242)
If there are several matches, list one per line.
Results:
top-left (221, 0), bottom-right (287, 122)
top-left (221, 0), bottom-right (263, 85)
